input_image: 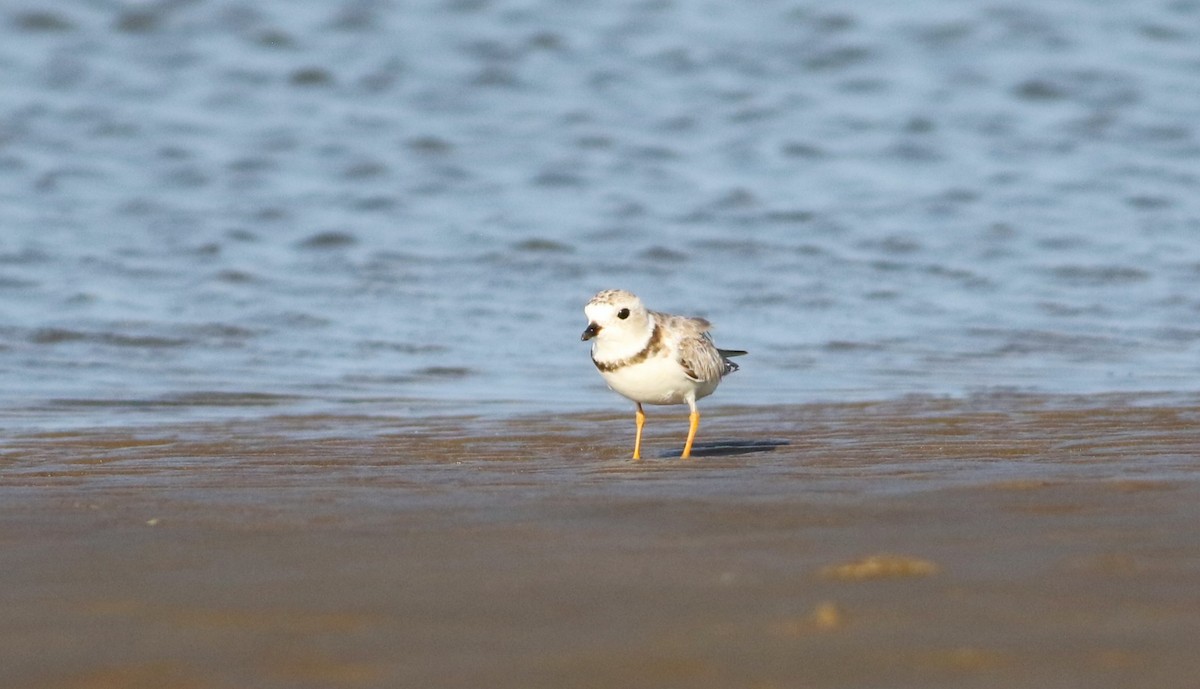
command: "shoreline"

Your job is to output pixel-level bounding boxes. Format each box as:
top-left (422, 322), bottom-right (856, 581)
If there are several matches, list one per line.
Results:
top-left (4, 392), bottom-right (1199, 688)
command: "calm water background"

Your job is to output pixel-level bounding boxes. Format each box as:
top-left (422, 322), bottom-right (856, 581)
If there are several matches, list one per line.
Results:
top-left (2, 0), bottom-right (1199, 432)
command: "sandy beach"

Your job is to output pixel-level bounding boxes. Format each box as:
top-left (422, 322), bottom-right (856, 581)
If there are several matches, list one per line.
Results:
top-left (4, 393), bottom-right (1198, 688)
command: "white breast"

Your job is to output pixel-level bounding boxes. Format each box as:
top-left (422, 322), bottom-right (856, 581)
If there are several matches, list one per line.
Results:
top-left (599, 354), bottom-right (719, 406)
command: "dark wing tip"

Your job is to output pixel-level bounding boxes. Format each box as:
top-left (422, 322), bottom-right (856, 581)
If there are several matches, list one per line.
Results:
top-left (719, 349), bottom-right (745, 376)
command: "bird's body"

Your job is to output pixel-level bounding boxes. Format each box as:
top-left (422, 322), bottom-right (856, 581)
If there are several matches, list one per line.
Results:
top-left (581, 289), bottom-right (745, 459)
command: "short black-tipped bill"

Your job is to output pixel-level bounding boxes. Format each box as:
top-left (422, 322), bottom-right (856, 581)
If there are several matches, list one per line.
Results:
top-left (581, 322), bottom-right (600, 341)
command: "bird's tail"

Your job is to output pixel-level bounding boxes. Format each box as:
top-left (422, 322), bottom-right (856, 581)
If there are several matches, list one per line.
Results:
top-left (719, 348), bottom-right (747, 375)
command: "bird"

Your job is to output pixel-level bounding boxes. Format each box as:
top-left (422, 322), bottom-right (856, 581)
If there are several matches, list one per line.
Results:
top-left (581, 289), bottom-right (746, 459)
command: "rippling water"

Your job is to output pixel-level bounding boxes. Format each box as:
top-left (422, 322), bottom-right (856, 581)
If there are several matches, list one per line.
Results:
top-left (3, 0), bottom-right (1199, 431)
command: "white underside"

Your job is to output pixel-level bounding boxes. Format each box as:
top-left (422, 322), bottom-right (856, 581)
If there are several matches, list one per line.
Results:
top-left (599, 354), bottom-right (719, 406)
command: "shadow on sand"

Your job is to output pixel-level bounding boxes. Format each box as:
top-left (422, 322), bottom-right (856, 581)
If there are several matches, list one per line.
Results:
top-left (658, 439), bottom-right (790, 459)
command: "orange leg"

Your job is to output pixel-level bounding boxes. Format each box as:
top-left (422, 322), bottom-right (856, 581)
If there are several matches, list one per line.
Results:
top-left (632, 403), bottom-right (645, 460)
top-left (681, 408), bottom-right (700, 459)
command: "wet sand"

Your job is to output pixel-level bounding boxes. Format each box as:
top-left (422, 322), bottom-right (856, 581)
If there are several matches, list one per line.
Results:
top-left (3, 393), bottom-right (1199, 688)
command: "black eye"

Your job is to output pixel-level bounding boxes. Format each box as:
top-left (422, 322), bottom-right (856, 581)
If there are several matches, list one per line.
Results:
top-left (617, 308), bottom-right (630, 320)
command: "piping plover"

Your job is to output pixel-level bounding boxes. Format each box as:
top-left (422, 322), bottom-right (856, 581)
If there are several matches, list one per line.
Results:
top-left (581, 289), bottom-right (746, 459)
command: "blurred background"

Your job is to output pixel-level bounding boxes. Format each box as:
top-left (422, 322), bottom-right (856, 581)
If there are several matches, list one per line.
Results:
top-left (2, 0), bottom-right (1199, 432)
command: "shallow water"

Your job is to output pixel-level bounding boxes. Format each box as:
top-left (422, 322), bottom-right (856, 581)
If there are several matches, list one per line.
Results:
top-left (2, 0), bottom-right (1200, 431)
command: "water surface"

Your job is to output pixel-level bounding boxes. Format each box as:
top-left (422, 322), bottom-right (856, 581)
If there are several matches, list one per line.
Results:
top-left (2, 0), bottom-right (1199, 431)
